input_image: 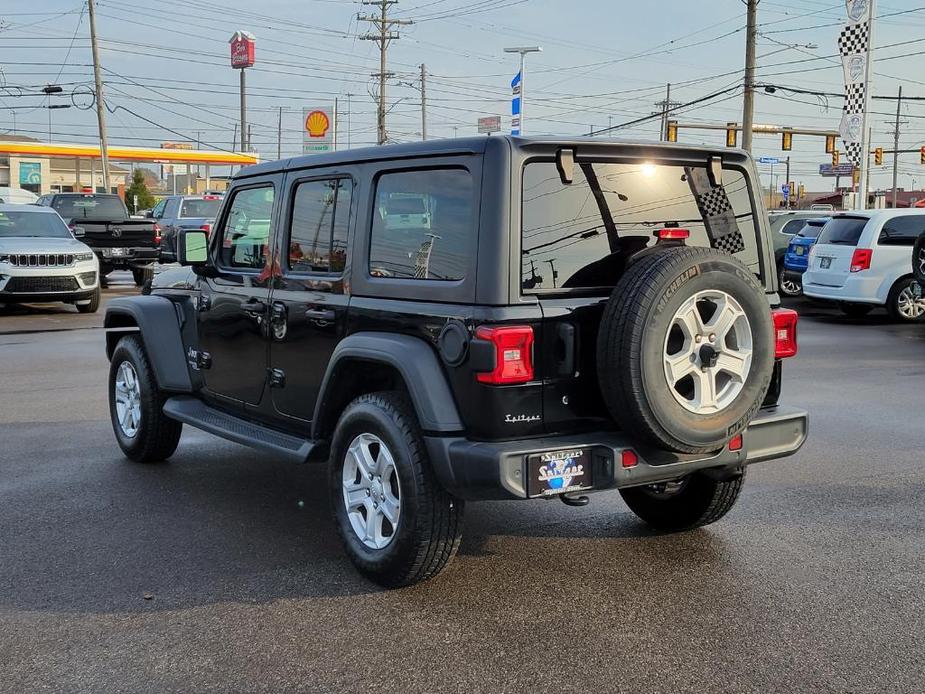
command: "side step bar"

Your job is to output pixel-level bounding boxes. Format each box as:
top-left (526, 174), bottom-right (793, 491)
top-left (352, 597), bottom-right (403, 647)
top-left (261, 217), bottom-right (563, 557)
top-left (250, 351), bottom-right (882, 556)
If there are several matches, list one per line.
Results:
top-left (163, 395), bottom-right (321, 463)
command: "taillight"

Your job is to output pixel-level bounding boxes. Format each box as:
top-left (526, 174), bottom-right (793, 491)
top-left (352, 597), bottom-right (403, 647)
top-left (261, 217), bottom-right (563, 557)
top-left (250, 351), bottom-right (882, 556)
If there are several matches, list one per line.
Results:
top-left (850, 248), bottom-right (872, 272)
top-left (728, 434), bottom-right (743, 451)
top-left (200, 223), bottom-right (212, 236)
top-left (656, 228), bottom-right (690, 240)
top-left (475, 326), bottom-right (534, 385)
top-left (153, 223), bottom-right (161, 245)
top-left (772, 308), bottom-right (798, 358)
top-left (621, 450), bottom-right (638, 468)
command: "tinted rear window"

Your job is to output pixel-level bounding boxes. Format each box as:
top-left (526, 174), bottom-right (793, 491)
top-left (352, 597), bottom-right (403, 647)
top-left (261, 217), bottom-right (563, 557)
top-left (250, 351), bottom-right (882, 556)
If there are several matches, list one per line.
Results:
top-left (781, 218), bottom-right (809, 235)
top-left (817, 217), bottom-right (868, 246)
top-left (798, 222), bottom-right (827, 238)
top-left (51, 195), bottom-right (125, 220)
top-left (878, 215), bottom-right (925, 246)
top-left (180, 198), bottom-right (222, 218)
top-left (521, 161), bottom-right (760, 292)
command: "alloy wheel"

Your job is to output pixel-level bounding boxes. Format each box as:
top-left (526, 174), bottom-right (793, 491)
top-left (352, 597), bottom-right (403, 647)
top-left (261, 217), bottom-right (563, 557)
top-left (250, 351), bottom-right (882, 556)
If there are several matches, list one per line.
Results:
top-left (342, 433), bottom-right (401, 550)
top-left (114, 361), bottom-right (142, 438)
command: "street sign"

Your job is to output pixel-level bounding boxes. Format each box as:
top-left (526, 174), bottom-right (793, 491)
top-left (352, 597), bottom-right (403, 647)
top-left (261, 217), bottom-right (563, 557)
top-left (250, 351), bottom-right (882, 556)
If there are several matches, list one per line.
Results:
top-left (478, 116), bottom-right (501, 134)
top-left (302, 106), bottom-right (336, 154)
top-left (819, 163), bottom-right (855, 177)
top-left (781, 184), bottom-right (790, 195)
top-left (757, 156), bottom-right (781, 164)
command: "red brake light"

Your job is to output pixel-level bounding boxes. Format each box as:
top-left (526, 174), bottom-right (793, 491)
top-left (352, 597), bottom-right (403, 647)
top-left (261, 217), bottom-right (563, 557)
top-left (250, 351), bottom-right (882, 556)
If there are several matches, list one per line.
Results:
top-left (153, 223), bottom-right (161, 245)
top-left (728, 434), bottom-right (743, 451)
top-left (202, 195), bottom-right (219, 200)
top-left (850, 248), bottom-right (872, 272)
top-left (772, 308), bottom-right (798, 358)
top-left (657, 228), bottom-right (690, 240)
top-left (200, 223), bottom-right (212, 235)
top-left (475, 326), bottom-right (534, 385)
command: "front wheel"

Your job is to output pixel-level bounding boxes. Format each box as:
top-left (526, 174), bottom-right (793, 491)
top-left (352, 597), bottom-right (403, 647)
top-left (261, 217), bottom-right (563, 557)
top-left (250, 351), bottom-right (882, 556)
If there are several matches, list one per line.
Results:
top-left (132, 268), bottom-right (150, 287)
top-left (328, 391), bottom-right (463, 588)
top-left (108, 335), bottom-right (182, 462)
top-left (76, 287), bottom-right (100, 314)
top-left (620, 470), bottom-right (746, 531)
top-left (887, 277), bottom-right (925, 322)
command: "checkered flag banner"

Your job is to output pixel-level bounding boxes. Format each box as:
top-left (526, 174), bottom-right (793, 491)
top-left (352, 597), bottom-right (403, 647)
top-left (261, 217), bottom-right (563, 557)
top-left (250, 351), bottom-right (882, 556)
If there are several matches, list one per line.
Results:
top-left (685, 167), bottom-right (745, 255)
top-left (838, 1), bottom-right (873, 167)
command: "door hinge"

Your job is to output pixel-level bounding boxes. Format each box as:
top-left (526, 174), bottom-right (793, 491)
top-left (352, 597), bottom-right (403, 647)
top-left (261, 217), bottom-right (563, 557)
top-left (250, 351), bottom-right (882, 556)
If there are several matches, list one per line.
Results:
top-left (268, 368), bottom-right (286, 388)
top-left (187, 348), bottom-right (212, 370)
top-left (196, 295), bottom-right (211, 312)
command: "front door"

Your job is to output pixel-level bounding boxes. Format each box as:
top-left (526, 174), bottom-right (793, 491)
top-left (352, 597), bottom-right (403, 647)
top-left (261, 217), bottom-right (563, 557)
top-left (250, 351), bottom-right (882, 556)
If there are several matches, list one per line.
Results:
top-left (198, 181), bottom-right (279, 406)
top-left (268, 174), bottom-right (354, 422)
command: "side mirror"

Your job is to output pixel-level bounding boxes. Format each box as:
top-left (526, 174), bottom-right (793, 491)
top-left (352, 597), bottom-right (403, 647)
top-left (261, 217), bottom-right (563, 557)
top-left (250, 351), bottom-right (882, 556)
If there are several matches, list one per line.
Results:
top-left (70, 225), bottom-right (86, 238)
top-left (177, 229), bottom-right (209, 266)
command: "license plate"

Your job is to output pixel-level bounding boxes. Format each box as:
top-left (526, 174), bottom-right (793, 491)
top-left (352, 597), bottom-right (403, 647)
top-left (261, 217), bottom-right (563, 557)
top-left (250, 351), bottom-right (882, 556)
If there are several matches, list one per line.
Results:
top-left (820, 257), bottom-right (832, 269)
top-left (795, 246), bottom-right (804, 256)
top-left (110, 247), bottom-right (128, 257)
top-left (526, 449), bottom-right (593, 497)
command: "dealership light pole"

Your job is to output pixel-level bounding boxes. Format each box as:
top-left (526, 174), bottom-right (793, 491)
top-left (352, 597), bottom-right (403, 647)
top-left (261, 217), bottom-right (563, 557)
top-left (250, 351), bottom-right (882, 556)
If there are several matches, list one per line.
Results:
top-left (504, 46), bottom-right (541, 135)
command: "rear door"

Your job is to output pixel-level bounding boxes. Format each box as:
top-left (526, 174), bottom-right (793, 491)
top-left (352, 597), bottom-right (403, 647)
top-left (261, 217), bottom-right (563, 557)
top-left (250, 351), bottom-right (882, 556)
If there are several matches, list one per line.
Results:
top-left (519, 158), bottom-right (763, 434)
top-left (197, 179), bottom-right (280, 407)
top-left (267, 171), bottom-right (355, 423)
top-left (805, 216), bottom-right (870, 287)
top-left (874, 215), bottom-right (925, 288)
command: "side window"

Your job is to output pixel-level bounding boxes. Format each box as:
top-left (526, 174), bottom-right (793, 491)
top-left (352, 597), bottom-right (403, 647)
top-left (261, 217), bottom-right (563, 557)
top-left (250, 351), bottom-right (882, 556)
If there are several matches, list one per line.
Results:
top-left (369, 168), bottom-right (473, 280)
top-left (151, 199), bottom-right (167, 219)
top-left (879, 216), bottom-right (925, 246)
top-left (781, 219), bottom-right (807, 235)
top-left (287, 178), bottom-right (353, 273)
top-left (218, 186), bottom-right (275, 270)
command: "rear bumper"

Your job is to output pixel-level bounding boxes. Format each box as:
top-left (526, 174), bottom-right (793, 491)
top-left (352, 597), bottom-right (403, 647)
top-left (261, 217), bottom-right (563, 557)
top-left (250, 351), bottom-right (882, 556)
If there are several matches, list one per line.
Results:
top-left (425, 405), bottom-right (808, 500)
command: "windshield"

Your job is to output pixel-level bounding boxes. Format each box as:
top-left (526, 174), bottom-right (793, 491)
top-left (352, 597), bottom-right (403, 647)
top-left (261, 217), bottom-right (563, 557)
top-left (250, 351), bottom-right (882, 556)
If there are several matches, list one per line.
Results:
top-left (0, 210), bottom-right (72, 238)
top-left (180, 198), bottom-right (222, 218)
top-left (51, 195), bottom-right (126, 220)
top-left (521, 161), bottom-right (760, 292)
top-left (817, 217), bottom-right (868, 246)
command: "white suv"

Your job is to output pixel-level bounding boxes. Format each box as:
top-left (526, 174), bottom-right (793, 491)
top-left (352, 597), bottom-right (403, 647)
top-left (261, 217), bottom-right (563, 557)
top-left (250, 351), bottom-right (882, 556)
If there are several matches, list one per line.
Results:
top-left (803, 209), bottom-right (925, 321)
top-left (0, 204), bottom-right (101, 313)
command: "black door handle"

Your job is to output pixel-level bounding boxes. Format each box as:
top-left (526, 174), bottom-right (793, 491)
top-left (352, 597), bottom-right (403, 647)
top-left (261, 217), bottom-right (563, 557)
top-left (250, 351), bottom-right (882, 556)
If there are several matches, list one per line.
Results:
top-left (305, 307), bottom-right (336, 322)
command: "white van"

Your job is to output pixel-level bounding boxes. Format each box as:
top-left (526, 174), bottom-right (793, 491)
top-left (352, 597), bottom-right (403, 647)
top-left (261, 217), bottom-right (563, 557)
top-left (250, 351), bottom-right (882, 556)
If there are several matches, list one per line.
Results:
top-left (803, 209), bottom-right (925, 321)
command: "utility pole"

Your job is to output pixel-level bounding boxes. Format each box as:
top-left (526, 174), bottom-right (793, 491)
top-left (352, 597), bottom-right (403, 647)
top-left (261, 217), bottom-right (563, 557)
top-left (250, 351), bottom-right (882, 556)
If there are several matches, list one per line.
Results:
top-left (359, 1), bottom-right (412, 145)
top-left (345, 93), bottom-right (353, 149)
top-left (654, 83), bottom-right (680, 141)
top-left (420, 63), bottom-right (427, 141)
top-left (891, 85), bottom-right (902, 208)
top-left (87, 0), bottom-right (110, 191)
top-left (785, 156), bottom-right (791, 209)
top-left (277, 106), bottom-right (283, 160)
top-left (742, 0), bottom-right (758, 153)
top-left (856, 0), bottom-right (876, 210)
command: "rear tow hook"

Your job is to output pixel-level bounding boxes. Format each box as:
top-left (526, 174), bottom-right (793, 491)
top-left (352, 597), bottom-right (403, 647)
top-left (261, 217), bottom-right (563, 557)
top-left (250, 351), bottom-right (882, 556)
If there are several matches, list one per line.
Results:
top-left (559, 493), bottom-right (590, 507)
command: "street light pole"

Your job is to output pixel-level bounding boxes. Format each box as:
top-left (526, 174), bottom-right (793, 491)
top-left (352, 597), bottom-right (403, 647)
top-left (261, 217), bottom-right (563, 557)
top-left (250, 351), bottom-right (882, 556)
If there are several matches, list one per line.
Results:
top-left (504, 46), bottom-right (541, 135)
top-left (87, 0), bottom-right (111, 191)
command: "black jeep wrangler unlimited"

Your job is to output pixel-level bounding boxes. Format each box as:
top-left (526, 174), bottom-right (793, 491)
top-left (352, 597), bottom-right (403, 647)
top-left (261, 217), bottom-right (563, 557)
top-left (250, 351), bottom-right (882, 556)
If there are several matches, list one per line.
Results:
top-left (104, 137), bottom-right (807, 587)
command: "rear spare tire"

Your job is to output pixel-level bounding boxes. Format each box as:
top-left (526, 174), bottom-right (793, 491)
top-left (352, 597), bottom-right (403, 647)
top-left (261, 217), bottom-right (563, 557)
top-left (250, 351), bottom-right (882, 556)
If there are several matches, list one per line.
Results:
top-left (913, 233), bottom-right (925, 285)
top-left (597, 246), bottom-right (775, 454)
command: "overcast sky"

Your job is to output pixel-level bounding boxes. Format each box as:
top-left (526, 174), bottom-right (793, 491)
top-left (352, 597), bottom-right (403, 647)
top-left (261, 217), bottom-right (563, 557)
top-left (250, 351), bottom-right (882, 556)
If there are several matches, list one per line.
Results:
top-left (3, 0), bottom-right (925, 193)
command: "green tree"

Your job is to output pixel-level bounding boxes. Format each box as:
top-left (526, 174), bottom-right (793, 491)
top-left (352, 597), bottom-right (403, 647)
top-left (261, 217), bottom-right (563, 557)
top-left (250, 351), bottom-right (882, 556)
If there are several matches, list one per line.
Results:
top-left (124, 168), bottom-right (155, 214)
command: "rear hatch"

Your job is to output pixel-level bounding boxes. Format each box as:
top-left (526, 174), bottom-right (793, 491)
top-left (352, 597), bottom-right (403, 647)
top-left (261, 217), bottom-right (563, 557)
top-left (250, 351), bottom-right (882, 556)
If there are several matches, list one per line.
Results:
top-left (177, 196), bottom-right (223, 231)
top-left (784, 219), bottom-right (827, 271)
top-left (519, 155), bottom-right (766, 435)
top-left (804, 216), bottom-right (870, 288)
top-left (78, 219), bottom-right (157, 249)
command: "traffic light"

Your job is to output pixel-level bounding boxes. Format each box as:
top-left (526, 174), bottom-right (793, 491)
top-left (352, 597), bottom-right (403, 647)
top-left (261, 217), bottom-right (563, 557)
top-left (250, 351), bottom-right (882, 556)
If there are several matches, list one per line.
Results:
top-left (726, 123), bottom-right (737, 148)
top-left (782, 129), bottom-right (793, 151)
top-left (832, 150), bottom-right (840, 166)
top-left (666, 120), bottom-right (678, 143)
top-left (921, 146), bottom-right (925, 164)
top-left (826, 134), bottom-right (836, 154)
top-left (875, 147), bottom-right (883, 166)
top-left (798, 183), bottom-right (805, 199)
top-left (852, 168), bottom-right (860, 186)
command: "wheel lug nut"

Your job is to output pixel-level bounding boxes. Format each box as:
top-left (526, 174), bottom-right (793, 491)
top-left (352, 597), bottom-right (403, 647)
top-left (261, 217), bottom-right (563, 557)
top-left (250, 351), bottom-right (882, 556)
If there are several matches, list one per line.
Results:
top-left (695, 335), bottom-right (702, 343)
top-left (709, 333), bottom-right (716, 342)
top-left (366, 490), bottom-right (370, 496)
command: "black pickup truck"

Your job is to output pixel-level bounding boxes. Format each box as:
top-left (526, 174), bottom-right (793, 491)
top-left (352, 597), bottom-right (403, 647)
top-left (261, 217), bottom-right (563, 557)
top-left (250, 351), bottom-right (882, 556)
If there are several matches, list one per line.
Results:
top-left (36, 193), bottom-right (159, 286)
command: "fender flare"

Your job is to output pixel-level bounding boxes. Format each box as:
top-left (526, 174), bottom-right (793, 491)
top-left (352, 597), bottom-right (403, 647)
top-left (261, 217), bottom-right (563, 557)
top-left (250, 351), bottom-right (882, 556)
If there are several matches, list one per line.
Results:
top-left (104, 295), bottom-right (192, 392)
top-left (312, 332), bottom-right (464, 437)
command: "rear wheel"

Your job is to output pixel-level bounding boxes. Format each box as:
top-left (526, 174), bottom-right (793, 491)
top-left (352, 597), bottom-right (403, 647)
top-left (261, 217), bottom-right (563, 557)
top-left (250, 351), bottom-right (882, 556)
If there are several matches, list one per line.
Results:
top-left (328, 391), bottom-right (463, 588)
top-left (108, 335), bottom-right (182, 462)
top-left (620, 470), bottom-right (746, 531)
top-left (778, 266), bottom-right (802, 297)
top-left (887, 277), bottom-right (925, 322)
top-left (132, 268), bottom-right (150, 287)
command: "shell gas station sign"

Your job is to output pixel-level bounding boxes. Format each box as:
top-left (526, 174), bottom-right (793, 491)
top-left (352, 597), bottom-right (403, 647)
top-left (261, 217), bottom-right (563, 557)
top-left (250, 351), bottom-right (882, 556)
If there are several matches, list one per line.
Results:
top-left (302, 106), bottom-right (336, 154)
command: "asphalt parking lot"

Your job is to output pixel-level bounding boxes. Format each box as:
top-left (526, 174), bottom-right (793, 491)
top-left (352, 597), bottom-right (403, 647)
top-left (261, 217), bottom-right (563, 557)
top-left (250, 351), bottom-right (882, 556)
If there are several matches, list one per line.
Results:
top-left (1, 276), bottom-right (923, 693)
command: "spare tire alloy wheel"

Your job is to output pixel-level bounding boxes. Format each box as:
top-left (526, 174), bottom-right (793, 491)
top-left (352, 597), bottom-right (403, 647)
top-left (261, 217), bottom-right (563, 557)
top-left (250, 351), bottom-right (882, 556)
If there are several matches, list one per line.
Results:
top-left (913, 235), bottom-right (925, 284)
top-left (663, 290), bottom-right (753, 415)
top-left (114, 361), bottom-right (142, 438)
top-left (597, 246), bottom-right (775, 454)
top-left (342, 433), bottom-right (401, 550)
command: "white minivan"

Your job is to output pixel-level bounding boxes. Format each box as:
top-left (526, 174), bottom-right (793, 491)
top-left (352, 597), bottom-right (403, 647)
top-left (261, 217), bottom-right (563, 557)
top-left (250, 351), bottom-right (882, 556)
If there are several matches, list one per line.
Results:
top-left (802, 209), bottom-right (925, 321)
